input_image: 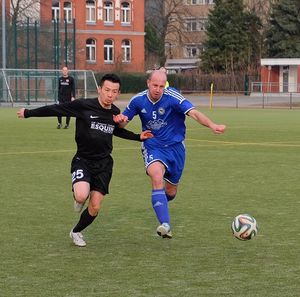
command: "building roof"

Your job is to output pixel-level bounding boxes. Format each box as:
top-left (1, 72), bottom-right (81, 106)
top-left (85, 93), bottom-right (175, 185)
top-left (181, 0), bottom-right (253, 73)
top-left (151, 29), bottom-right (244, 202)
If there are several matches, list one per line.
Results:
top-left (165, 58), bottom-right (200, 70)
top-left (261, 58), bottom-right (300, 66)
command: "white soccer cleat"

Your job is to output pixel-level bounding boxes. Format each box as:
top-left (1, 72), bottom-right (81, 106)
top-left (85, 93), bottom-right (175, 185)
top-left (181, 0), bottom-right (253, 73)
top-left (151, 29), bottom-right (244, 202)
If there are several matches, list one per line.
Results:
top-left (73, 200), bottom-right (84, 213)
top-left (156, 223), bottom-right (172, 239)
top-left (69, 230), bottom-right (86, 247)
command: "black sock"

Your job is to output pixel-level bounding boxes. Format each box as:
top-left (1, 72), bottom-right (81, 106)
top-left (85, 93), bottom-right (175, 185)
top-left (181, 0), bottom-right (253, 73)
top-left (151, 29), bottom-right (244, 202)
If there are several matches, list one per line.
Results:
top-left (166, 194), bottom-right (176, 202)
top-left (72, 208), bottom-right (97, 233)
top-left (66, 117), bottom-right (70, 126)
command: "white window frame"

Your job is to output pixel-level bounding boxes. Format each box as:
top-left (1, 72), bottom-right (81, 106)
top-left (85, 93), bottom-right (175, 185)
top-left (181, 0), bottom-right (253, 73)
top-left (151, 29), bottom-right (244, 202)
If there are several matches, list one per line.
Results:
top-left (86, 38), bottom-right (96, 62)
top-left (121, 39), bottom-right (131, 62)
top-left (121, 2), bottom-right (131, 24)
top-left (86, 0), bottom-right (96, 23)
top-left (184, 44), bottom-right (201, 58)
top-left (185, 18), bottom-right (197, 31)
top-left (104, 1), bottom-right (114, 24)
top-left (52, 1), bottom-right (60, 21)
top-left (186, 0), bottom-right (198, 4)
top-left (64, 2), bottom-right (72, 23)
top-left (199, 18), bottom-right (208, 31)
top-left (104, 39), bottom-right (114, 63)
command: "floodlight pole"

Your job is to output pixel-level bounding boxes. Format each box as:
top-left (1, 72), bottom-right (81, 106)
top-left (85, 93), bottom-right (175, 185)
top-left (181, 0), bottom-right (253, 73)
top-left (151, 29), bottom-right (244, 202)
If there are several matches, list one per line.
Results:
top-left (2, 0), bottom-right (6, 69)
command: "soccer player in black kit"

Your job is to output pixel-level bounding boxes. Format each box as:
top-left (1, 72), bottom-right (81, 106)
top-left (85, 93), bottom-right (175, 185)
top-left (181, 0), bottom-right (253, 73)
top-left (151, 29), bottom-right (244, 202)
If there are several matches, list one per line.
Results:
top-left (57, 66), bottom-right (75, 129)
top-left (17, 74), bottom-right (153, 247)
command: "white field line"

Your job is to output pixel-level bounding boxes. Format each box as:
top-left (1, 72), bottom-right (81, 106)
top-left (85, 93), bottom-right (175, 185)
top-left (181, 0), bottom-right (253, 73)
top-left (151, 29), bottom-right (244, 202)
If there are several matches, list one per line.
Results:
top-left (186, 138), bottom-right (300, 147)
top-left (1, 139), bottom-right (300, 156)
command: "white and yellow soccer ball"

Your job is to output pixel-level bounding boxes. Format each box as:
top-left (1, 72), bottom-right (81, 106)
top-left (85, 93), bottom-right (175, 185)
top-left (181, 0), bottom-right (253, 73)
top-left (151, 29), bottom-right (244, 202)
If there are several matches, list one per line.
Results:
top-left (231, 214), bottom-right (258, 241)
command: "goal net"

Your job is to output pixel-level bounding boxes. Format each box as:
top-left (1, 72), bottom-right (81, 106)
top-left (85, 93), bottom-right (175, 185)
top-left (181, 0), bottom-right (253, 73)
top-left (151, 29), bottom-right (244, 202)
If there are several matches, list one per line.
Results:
top-left (0, 69), bottom-right (98, 106)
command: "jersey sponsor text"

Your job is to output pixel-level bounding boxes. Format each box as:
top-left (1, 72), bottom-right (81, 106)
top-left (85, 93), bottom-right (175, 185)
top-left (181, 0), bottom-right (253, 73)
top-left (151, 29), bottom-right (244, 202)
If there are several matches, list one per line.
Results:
top-left (91, 121), bottom-right (115, 134)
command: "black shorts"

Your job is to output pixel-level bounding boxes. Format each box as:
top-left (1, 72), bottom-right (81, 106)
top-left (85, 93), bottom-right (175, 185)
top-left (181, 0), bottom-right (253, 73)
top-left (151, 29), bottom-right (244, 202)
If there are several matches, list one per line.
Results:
top-left (70, 155), bottom-right (113, 195)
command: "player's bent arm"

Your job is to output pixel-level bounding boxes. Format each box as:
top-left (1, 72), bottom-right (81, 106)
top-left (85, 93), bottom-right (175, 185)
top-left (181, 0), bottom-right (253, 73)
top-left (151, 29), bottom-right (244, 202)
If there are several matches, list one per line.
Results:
top-left (187, 109), bottom-right (226, 134)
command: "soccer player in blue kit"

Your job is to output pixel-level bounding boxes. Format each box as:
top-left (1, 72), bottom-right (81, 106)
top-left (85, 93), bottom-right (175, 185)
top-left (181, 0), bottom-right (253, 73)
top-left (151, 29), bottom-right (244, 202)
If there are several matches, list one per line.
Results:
top-left (114, 70), bottom-right (226, 239)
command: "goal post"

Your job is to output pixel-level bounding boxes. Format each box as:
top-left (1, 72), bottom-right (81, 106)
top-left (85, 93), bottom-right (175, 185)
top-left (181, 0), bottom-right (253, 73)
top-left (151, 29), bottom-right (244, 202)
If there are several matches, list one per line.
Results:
top-left (0, 69), bottom-right (99, 106)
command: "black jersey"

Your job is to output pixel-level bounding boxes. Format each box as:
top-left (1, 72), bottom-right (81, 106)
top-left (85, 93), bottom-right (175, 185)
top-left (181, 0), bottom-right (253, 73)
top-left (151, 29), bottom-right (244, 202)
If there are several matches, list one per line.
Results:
top-left (58, 76), bottom-right (75, 102)
top-left (24, 98), bottom-right (141, 160)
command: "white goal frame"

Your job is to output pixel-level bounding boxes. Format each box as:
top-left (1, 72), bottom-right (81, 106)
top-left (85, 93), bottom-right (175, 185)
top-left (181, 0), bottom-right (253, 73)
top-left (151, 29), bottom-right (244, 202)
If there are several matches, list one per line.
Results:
top-left (0, 68), bottom-right (98, 106)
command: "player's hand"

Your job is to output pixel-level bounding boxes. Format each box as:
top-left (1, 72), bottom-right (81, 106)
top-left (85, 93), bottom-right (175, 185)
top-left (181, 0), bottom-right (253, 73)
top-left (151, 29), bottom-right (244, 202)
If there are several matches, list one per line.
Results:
top-left (140, 130), bottom-right (153, 140)
top-left (113, 114), bottom-right (129, 123)
top-left (17, 108), bottom-right (25, 118)
top-left (211, 124), bottom-right (226, 134)
top-left (71, 97), bottom-right (75, 101)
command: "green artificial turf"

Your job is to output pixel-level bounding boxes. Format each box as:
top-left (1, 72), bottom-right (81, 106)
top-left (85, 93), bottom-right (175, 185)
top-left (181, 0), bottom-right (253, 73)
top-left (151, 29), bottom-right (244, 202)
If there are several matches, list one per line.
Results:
top-left (1, 107), bottom-right (300, 296)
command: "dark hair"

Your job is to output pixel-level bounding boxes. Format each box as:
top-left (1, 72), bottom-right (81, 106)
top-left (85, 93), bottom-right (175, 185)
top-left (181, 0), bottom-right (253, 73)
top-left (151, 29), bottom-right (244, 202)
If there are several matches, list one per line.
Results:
top-left (99, 73), bottom-right (122, 89)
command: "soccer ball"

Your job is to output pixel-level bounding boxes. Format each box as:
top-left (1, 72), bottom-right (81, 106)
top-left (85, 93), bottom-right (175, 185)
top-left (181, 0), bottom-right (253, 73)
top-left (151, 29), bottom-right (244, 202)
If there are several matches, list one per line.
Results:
top-left (231, 214), bottom-right (258, 241)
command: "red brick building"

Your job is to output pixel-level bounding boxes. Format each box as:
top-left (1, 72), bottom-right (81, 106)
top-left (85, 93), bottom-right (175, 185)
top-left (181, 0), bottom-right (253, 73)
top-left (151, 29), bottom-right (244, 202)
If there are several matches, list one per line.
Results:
top-left (40, 0), bottom-right (145, 72)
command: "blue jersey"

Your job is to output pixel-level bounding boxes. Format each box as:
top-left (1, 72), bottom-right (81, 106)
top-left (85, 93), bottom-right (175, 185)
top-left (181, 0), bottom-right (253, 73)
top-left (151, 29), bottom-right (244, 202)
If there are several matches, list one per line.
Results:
top-left (123, 88), bottom-right (195, 147)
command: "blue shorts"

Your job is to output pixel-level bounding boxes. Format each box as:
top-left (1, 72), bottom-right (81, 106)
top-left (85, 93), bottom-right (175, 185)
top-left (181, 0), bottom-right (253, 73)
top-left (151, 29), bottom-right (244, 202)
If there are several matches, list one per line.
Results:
top-left (141, 142), bottom-right (185, 185)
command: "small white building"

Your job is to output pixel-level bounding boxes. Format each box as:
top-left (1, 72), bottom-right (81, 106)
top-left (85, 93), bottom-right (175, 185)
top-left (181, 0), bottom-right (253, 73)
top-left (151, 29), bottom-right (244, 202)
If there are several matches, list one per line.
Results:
top-left (260, 58), bottom-right (300, 93)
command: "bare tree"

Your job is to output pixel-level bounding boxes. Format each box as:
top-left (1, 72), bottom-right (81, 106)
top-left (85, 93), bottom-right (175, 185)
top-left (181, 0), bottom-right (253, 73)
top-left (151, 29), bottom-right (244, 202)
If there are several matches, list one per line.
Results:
top-left (4, 1), bottom-right (41, 68)
top-left (245, 0), bottom-right (275, 24)
top-left (244, 0), bottom-right (276, 62)
top-left (145, 0), bottom-right (190, 67)
top-left (10, 0), bottom-right (40, 24)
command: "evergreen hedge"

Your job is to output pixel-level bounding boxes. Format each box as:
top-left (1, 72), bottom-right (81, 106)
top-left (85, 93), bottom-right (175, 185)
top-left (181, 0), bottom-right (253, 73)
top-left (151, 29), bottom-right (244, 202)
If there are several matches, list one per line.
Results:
top-left (95, 72), bottom-right (257, 93)
top-left (95, 72), bottom-right (148, 93)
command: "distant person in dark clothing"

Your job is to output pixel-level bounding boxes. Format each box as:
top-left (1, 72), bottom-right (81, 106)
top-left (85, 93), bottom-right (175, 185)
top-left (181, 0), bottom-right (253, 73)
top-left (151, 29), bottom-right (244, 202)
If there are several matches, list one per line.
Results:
top-left (57, 66), bottom-right (75, 129)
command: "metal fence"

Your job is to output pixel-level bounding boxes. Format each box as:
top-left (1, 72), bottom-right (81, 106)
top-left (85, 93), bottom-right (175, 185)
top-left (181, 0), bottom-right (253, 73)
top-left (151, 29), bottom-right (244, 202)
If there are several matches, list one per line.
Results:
top-left (181, 91), bottom-right (300, 109)
top-left (0, 18), bottom-right (76, 70)
top-left (251, 82), bottom-right (300, 93)
top-left (0, 68), bottom-right (98, 106)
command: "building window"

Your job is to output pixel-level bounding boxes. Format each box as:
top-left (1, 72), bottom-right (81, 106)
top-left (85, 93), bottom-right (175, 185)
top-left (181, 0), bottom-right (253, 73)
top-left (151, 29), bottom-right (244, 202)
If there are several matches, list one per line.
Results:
top-left (64, 2), bottom-right (72, 23)
top-left (186, 0), bottom-right (214, 4)
top-left (104, 39), bottom-right (114, 62)
top-left (121, 39), bottom-right (131, 62)
top-left (184, 44), bottom-right (202, 58)
top-left (186, 0), bottom-right (198, 4)
top-left (104, 1), bottom-right (114, 23)
top-left (65, 41), bottom-right (74, 63)
top-left (86, 0), bottom-right (96, 23)
top-left (199, 18), bottom-right (208, 31)
top-left (121, 2), bottom-right (131, 24)
top-left (185, 18), bottom-right (197, 31)
top-left (52, 1), bottom-right (60, 21)
top-left (86, 38), bottom-right (96, 62)
top-left (185, 18), bottom-right (208, 31)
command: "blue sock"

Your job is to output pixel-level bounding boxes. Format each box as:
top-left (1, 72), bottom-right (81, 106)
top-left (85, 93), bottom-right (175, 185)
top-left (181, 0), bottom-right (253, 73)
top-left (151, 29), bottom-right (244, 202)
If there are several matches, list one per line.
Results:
top-left (152, 189), bottom-right (170, 225)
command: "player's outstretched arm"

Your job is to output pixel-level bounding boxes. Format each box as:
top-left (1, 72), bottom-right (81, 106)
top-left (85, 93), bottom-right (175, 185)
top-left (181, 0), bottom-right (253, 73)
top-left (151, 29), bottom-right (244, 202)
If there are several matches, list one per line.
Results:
top-left (17, 108), bottom-right (26, 118)
top-left (188, 109), bottom-right (226, 134)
